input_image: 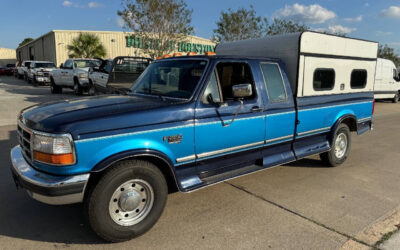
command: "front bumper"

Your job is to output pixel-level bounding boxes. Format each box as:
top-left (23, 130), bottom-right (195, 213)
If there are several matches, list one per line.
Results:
top-left (10, 146), bottom-right (90, 205)
top-left (35, 76), bottom-right (51, 82)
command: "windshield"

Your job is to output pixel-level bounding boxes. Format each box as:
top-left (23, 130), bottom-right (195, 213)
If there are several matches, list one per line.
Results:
top-left (131, 60), bottom-right (207, 99)
top-left (75, 60), bottom-right (101, 68)
top-left (35, 63), bottom-right (56, 68)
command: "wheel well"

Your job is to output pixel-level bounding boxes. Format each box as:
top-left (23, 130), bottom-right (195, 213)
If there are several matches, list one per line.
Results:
top-left (85, 155), bottom-right (179, 199)
top-left (340, 117), bottom-right (357, 132)
top-left (73, 76), bottom-right (79, 83)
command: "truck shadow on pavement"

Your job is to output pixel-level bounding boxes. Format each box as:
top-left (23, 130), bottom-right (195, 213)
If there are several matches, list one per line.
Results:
top-left (0, 126), bottom-right (104, 244)
top-left (284, 158), bottom-right (328, 168)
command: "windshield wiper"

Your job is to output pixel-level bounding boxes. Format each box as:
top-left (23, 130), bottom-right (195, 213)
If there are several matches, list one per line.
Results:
top-left (137, 88), bottom-right (166, 101)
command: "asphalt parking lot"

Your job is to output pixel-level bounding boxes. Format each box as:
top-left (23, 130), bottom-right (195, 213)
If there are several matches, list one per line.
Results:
top-left (1, 76), bottom-right (400, 249)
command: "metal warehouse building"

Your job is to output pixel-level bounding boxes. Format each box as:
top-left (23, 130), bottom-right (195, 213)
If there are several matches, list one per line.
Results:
top-left (16, 30), bottom-right (216, 66)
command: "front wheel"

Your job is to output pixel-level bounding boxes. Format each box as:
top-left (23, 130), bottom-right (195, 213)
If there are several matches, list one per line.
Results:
top-left (393, 93), bottom-right (399, 103)
top-left (50, 78), bottom-right (62, 94)
top-left (85, 160), bottom-right (168, 242)
top-left (88, 81), bottom-right (97, 96)
top-left (320, 124), bottom-right (351, 167)
top-left (74, 80), bottom-right (83, 95)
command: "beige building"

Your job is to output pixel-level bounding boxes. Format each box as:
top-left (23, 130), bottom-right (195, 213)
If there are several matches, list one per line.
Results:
top-left (16, 30), bottom-right (216, 66)
top-left (0, 47), bottom-right (17, 66)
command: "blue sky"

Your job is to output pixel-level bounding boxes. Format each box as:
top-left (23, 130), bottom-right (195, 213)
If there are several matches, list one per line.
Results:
top-left (1, 0), bottom-right (400, 51)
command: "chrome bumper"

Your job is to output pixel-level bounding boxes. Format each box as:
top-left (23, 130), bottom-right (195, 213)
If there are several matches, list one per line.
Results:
top-left (10, 146), bottom-right (90, 205)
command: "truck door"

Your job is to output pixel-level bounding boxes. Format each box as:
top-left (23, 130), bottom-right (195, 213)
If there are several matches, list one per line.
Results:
top-left (194, 60), bottom-right (265, 178)
top-left (258, 61), bottom-right (296, 166)
top-left (62, 60), bottom-right (73, 86)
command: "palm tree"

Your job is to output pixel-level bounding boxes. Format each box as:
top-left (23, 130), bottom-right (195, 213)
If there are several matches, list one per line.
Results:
top-left (67, 33), bottom-right (106, 58)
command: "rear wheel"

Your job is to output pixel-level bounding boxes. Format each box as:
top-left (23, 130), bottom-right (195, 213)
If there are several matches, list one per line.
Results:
top-left (85, 160), bottom-right (168, 242)
top-left (320, 124), bottom-right (351, 167)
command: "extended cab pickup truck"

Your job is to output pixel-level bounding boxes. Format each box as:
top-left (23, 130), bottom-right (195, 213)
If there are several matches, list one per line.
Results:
top-left (50, 58), bottom-right (100, 95)
top-left (10, 32), bottom-right (377, 242)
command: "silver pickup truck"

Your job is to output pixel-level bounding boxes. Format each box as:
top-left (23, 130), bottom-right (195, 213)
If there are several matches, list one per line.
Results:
top-left (50, 58), bottom-right (100, 95)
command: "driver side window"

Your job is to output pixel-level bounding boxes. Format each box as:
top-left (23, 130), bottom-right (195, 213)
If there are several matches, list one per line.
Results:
top-left (202, 62), bottom-right (255, 104)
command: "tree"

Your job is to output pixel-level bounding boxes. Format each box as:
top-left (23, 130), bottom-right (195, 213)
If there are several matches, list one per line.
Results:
top-left (378, 44), bottom-right (400, 66)
top-left (212, 5), bottom-right (267, 42)
top-left (67, 33), bottom-right (106, 58)
top-left (212, 6), bottom-right (309, 42)
top-left (18, 38), bottom-right (34, 47)
top-left (266, 18), bottom-right (309, 36)
top-left (118, 0), bottom-right (194, 58)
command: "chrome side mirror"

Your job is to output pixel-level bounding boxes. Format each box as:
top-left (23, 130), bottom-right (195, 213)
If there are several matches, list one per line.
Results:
top-left (232, 83), bottom-right (252, 98)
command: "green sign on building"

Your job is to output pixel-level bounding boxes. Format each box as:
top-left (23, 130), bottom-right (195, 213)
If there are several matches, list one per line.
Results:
top-left (125, 36), bottom-right (215, 54)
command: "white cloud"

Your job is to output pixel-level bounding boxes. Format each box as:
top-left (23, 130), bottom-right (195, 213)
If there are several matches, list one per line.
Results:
top-left (62, 0), bottom-right (72, 7)
top-left (116, 16), bottom-right (125, 28)
top-left (376, 31), bottom-right (393, 36)
top-left (88, 2), bottom-right (103, 8)
top-left (381, 6), bottom-right (400, 19)
top-left (344, 15), bottom-right (363, 22)
top-left (327, 25), bottom-right (356, 34)
top-left (275, 3), bottom-right (336, 24)
top-left (364, 3), bottom-right (370, 7)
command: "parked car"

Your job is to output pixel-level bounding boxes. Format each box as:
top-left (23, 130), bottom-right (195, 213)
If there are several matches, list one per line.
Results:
top-left (374, 58), bottom-right (400, 103)
top-left (88, 56), bottom-right (152, 95)
top-left (26, 61), bottom-right (57, 86)
top-left (50, 58), bottom-right (101, 95)
top-left (0, 64), bottom-right (13, 75)
top-left (19, 60), bottom-right (32, 80)
top-left (10, 32), bottom-right (377, 242)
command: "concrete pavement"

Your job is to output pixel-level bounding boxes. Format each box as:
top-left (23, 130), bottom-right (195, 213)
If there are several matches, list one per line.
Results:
top-left (1, 76), bottom-right (400, 249)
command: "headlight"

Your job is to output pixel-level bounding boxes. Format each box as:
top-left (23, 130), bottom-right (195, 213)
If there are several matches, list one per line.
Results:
top-left (36, 71), bottom-right (44, 76)
top-left (78, 73), bottom-right (88, 79)
top-left (32, 133), bottom-right (75, 165)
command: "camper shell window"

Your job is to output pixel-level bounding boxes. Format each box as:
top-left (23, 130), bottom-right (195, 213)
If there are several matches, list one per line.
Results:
top-left (350, 70), bottom-right (367, 89)
top-left (313, 69), bottom-right (335, 91)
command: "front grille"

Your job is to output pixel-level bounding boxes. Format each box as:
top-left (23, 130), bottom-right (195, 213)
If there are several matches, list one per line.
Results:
top-left (17, 122), bottom-right (33, 163)
top-left (43, 72), bottom-right (49, 77)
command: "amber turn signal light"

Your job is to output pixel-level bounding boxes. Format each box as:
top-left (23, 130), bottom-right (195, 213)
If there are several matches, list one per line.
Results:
top-left (34, 151), bottom-right (75, 165)
top-left (187, 52), bottom-right (196, 56)
top-left (205, 52), bottom-right (216, 56)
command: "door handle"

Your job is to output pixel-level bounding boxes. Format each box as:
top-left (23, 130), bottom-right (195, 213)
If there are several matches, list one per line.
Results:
top-left (251, 106), bottom-right (263, 112)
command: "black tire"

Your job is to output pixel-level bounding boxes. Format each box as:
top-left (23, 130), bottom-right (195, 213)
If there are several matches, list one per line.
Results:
top-left (320, 123), bottom-right (351, 167)
top-left (88, 81), bottom-right (97, 96)
top-left (74, 79), bottom-right (83, 95)
top-left (85, 160), bottom-right (168, 242)
top-left (393, 93), bottom-right (399, 103)
top-left (32, 76), bottom-right (38, 87)
top-left (50, 78), bottom-right (62, 94)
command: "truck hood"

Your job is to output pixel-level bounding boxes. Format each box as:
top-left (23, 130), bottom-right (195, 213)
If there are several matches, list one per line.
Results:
top-left (20, 95), bottom-right (193, 138)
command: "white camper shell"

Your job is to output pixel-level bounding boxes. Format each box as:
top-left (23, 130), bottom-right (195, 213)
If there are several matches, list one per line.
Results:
top-left (374, 58), bottom-right (400, 102)
top-left (216, 31), bottom-right (378, 98)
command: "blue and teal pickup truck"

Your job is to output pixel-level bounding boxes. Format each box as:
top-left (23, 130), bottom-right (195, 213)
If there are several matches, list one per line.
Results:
top-left (10, 32), bottom-right (377, 242)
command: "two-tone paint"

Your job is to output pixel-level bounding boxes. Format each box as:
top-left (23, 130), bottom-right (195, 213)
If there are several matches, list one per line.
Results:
top-left (17, 55), bottom-right (374, 193)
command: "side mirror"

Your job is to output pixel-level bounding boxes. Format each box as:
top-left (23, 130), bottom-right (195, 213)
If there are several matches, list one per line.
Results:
top-left (89, 67), bottom-right (94, 73)
top-left (59, 63), bottom-right (64, 68)
top-left (232, 83), bottom-right (252, 99)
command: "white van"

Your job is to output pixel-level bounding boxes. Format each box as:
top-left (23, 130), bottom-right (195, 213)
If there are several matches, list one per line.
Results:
top-left (374, 58), bottom-right (400, 102)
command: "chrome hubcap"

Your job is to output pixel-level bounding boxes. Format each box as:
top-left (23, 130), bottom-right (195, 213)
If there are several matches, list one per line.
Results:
top-left (334, 133), bottom-right (347, 159)
top-left (109, 179), bottom-right (154, 226)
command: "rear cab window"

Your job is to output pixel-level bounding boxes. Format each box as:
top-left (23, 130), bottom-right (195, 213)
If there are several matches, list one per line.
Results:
top-left (260, 62), bottom-right (287, 102)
